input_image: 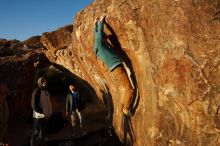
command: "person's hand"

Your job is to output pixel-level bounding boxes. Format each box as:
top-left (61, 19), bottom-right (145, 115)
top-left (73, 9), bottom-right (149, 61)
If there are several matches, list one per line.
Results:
top-left (100, 14), bottom-right (106, 22)
top-left (66, 112), bottom-right (69, 116)
top-left (94, 17), bottom-right (99, 26)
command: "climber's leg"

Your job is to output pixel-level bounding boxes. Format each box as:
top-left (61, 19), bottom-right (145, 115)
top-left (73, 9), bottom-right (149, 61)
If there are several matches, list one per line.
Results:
top-left (112, 65), bottom-right (134, 116)
top-left (120, 68), bottom-right (134, 115)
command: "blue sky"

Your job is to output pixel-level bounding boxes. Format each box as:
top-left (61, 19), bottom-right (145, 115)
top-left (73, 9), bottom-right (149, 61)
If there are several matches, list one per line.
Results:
top-left (0, 0), bottom-right (93, 41)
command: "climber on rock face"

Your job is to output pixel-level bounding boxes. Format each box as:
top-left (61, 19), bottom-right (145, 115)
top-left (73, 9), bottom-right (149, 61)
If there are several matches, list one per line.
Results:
top-left (93, 15), bottom-right (134, 117)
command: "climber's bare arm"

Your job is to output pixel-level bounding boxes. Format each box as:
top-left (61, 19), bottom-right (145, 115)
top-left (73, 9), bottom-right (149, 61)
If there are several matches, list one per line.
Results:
top-left (94, 17), bottom-right (99, 26)
top-left (99, 14), bottom-right (106, 23)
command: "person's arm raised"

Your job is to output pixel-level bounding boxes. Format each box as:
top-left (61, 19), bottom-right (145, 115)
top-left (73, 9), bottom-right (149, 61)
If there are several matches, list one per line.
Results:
top-left (97, 15), bottom-right (106, 32)
top-left (94, 17), bottom-right (99, 27)
top-left (99, 14), bottom-right (106, 22)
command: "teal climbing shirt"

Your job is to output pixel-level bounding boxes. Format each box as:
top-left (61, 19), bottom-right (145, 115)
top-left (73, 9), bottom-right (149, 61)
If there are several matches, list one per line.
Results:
top-left (93, 21), bottom-right (122, 71)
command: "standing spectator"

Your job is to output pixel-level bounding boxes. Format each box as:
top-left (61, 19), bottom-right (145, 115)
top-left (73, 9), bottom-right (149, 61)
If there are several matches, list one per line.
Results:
top-left (66, 84), bottom-right (85, 136)
top-left (31, 77), bottom-right (52, 146)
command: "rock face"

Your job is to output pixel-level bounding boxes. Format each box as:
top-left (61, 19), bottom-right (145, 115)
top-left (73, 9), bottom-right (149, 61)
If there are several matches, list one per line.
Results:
top-left (54, 0), bottom-right (219, 145)
top-left (40, 25), bottom-right (73, 61)
top-left (40, 25), bottom-right (99, 103)
top-left (0, 39), bottom-right (49, 117)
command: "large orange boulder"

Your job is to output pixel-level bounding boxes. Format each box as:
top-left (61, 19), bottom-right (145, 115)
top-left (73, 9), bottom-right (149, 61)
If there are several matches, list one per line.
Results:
top-left (64, 0), bottom-right (220, 145)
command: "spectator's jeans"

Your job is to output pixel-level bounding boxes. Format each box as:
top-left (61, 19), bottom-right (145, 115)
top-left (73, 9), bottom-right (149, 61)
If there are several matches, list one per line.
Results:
top-left (31, 118), bottom-right (46, 146)
top-left (111, 65), bottom-right (134, 111)
top-left (71, 109), bottom-right (82, 128)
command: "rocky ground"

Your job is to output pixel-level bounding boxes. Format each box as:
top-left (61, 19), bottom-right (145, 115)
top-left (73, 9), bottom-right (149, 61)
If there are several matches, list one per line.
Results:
top-left (8, 100), bottom-right (121, 146)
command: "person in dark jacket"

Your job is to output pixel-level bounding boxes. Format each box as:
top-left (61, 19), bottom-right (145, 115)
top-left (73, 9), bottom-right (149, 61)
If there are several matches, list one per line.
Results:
top-left (31, 77), bottom-right (52, 146)
top-left (93, 15), bottom-right (134, 116)
top-left (66, 84), bottom-right (85, 134)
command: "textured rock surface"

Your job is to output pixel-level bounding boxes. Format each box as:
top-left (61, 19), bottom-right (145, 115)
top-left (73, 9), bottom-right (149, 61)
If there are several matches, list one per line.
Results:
top-left (0, 25), bottom-right (74, 118)
top-left (0, 39), bottom-right (48, 115)
top-left (40, 25), bottom-right (73, 61)
top-left (40, 25), bottom-right (100, 103)
top-left (56, 0), bottom-right (220, 145)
